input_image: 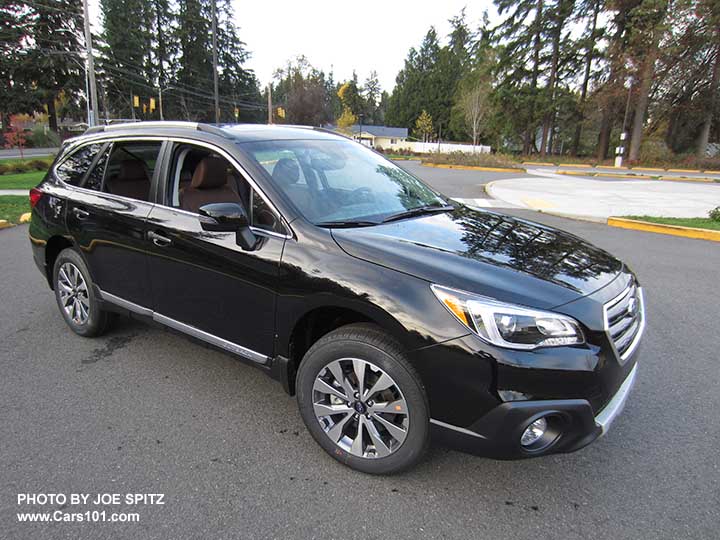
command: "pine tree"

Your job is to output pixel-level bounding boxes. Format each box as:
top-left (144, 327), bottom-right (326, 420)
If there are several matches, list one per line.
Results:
top-left (0, 2), bottom-right (39, 129)
top-left (99, 0), bottom-right (155, 118)
top-left (571, 0), bottom-right (604, 156)
top-left (493, 0), bottom-right (550, 153)
top-left (363, 71), bottom-right (381, 124)
top-left (26, 0), bottom-right (85, 131)
top-left (386, 28), bottom-right (441, 131)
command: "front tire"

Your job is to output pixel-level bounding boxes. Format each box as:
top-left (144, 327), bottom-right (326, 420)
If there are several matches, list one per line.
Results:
top-left (53, 248), bottom-right (111, 337)
top-left (297, 323), bottom-right (429, 474)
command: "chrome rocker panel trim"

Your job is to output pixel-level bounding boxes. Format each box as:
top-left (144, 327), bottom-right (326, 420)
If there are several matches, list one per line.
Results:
top-left (98, 289), bottom-right (270, 365)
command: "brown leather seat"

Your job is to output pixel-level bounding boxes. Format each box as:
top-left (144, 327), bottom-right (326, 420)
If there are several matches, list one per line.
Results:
top-left (180, 157), bottom-right (242, 213)
top-left (106, 160), bottom-right (150, 201)
top-left (272, 158), bottom-right (316, 219)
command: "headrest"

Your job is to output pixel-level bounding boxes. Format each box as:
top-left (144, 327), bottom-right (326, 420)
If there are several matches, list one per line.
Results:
top-left (120, 160), bottom-right (148, 181)
top-left (272, 158), bottom-right (300, 186)
top-left (191, 157), bottom-right (229, 189)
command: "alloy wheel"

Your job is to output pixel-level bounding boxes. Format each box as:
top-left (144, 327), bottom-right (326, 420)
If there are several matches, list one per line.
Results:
top-left (57, 262), bottom-right (90, 325)
top-left (312, 358), bottom-right (409, 459)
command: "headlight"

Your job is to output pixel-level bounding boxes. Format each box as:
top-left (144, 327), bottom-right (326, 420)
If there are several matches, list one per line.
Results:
top-left (431, 284), bottom-right (585, 350)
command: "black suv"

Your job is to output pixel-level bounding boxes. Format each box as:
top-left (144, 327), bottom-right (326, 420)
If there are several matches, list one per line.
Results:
top-left (29, 122), bottom-right (643, 474)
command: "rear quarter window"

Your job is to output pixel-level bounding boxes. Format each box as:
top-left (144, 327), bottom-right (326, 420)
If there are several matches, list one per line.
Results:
top-left (55, 143), bottom-right (105, 185)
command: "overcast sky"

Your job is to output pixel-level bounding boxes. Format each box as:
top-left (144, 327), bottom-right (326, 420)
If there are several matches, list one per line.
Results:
top-left (89, 1), bottom-right (499, 93)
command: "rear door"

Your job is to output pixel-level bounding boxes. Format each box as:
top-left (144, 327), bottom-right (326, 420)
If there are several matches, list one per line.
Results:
top-left (66, 140), bottom-right (164, 308)
top-left (144, 141), bottom-right (288, 361)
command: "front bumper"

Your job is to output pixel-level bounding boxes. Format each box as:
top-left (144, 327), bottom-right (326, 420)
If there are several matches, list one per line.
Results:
top-left (431, 364), bottom-right (638, 459)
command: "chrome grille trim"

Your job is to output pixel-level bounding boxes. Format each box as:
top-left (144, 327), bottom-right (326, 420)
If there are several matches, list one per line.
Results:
top-left (603, 282), bottom-right (645, 363)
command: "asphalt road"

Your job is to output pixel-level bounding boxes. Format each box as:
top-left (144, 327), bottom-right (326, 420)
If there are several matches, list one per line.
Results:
top-left (2, 167), bottom-right (719, 539)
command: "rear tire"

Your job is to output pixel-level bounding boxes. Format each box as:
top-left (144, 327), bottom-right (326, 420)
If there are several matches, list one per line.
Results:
top-left (297, 323), bottom-right (429, 474)
top-left (53, 248), bottom-right (111, 337)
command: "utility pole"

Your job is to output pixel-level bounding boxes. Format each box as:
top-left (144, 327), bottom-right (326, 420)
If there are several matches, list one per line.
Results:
top-left (158, 87), bottom-right (164, 121)
top-left (211, 0), bottom-right (220, 124)
top-left (267, 84), bottom-right (273, 124)
top-left (81, 0), bottom-right (99, 126)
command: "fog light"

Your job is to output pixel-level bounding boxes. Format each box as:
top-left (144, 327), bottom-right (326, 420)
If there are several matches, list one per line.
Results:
top-left (521, 417), bottom-right (547, 447)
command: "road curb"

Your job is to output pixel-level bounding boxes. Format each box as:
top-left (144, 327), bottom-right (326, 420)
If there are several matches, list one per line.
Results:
top-left (555, 170), bottom-right (718, 183)
top-left (19, 212), bottom-right (31, 224)
top-left (0, 219), bottom-right (14, 230)
top-left (607, 217), bottom-right (720, 242)
top-left (421, 162), bottom-right (524, 173)
top-left (657, 176), bottom-right (715, 183)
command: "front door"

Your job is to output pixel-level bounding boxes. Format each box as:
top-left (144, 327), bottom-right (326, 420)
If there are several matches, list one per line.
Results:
top-left (145, 142), bottom-right (288, 362)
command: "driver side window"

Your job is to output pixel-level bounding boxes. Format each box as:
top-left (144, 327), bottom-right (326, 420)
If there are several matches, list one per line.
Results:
top-left (167, 144), bottom-right (285, 235)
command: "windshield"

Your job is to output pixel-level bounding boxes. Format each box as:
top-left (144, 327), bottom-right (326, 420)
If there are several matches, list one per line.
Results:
top-left (240, 139), bottom-right (448, 225)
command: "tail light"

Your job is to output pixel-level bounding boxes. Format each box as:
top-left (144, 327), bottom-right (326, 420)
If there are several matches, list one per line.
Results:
top-left (29, 188), bottom-right (44, 208)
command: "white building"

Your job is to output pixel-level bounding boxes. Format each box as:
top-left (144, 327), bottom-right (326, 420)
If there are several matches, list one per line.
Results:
top-left (347, 125), bottom-right (409, 149)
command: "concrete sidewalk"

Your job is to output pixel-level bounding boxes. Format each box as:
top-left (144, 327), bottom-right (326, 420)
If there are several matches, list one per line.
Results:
top-left (0, 190), bottom-right (29, 196)
top-left (487, 170), bottom-right (720, 220)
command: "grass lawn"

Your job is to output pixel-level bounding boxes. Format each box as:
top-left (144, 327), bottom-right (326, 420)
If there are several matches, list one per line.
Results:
top-left (0, 171), bottom-right (46, 190)
top-left (622, 216), bottom-right (720, 231)
top-left (0, 196), bottom-right (30, 224)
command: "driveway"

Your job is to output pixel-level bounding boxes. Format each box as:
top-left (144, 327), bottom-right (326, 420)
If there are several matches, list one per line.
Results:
top-left (1, 207), bottom-right (718, 539)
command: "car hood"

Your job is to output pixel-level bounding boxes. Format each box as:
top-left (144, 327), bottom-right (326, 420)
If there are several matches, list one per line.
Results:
top-left (331, 206), bottom-right (624, 310)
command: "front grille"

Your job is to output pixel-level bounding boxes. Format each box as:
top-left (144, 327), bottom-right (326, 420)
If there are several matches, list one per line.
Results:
top-left (603, 280), bottom-right (644, 363)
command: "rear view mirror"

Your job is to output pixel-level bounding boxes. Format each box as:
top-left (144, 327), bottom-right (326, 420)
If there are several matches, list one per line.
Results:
top-left (198, 203), bottom-right (257, 250)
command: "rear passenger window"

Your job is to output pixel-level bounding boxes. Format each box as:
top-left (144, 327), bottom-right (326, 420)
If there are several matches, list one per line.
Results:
top-left (103, 142), bottom-right (162, 202)
top-left (55, 143), bottom-right (104, 185)
top-left (83, 145), bottom-right (112, 191)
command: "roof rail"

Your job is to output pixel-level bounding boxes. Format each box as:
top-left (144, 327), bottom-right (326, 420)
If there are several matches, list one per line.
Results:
top-left (83, 121), bottom-right (230, 138)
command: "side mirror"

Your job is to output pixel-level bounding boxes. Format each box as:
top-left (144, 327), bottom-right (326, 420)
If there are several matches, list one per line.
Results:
top-left (198, 202), bottom-right (257, 250)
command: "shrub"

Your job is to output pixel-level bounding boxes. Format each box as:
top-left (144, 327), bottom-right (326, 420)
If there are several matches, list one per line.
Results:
top-left (423, 151), bottom-right (522, 169)
top-left (0, 163), bottom-right (7, 175)
top-left (26, 125), bottom-right (61, 149)
top-left (27, 158), bottom-right (51, 171)
top-left (8, 162), bottom-right (32, 174)
top-left (710, 207), bottom-right (720, 222)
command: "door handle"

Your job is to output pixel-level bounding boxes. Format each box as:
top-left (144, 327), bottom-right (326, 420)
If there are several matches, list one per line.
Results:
top-left (73, 207), bottom-right (90, 220)
top-left (148, 230), bottom-right (172, 247)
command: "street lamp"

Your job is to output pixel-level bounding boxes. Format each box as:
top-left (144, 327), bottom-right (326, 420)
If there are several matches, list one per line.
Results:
top-left (616, 77), bottom-right (634, 167)
top-left (158, 85), bottom-right (179, 121)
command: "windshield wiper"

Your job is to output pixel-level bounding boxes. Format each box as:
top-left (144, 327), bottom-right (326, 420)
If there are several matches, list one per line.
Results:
top-left (380, 204), bottom-right (455, 224)
top-left (316, 219), bottom-right (380, 228)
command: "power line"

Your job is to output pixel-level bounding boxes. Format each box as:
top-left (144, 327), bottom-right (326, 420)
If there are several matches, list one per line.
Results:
top-left (100, 63), bottom-right (265, 110)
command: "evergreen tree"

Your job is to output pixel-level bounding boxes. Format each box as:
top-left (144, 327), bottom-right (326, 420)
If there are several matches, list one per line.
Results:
top-left (172, 0), bottom-right (261, 122)
top-left (363, 71), bottom-right (381, 124)
top-left (493, 0), bottom-right (550, 153)
top-left (0, 2), bottom-right (39, 129)
top-left (99, 0), bottom-right (154, 118)
top-left (386, 28), bottom-right (441, 132)
top-left (25, 0), bottom-right (85, 131)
